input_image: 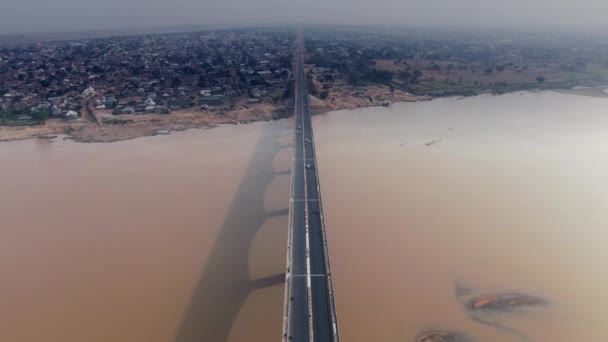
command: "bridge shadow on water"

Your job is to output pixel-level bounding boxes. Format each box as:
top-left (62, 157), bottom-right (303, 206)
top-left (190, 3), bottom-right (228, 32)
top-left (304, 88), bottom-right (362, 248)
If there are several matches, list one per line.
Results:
top-left (175, 120), bottom-right (292, 342)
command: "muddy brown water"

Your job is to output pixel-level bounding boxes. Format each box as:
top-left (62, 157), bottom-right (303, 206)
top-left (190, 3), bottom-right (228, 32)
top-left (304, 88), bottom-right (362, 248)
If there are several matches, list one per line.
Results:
top-left (1, 91), bottom-right (608, 342)
top-left (314, 91), bottom-right (608, 341)
top-left (0, 120), bottom-right (293, 342)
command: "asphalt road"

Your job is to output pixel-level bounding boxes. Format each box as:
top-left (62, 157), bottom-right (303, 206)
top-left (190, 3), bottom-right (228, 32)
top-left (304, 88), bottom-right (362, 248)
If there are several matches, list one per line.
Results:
top-left (286, 40), bottom-right (338, 342)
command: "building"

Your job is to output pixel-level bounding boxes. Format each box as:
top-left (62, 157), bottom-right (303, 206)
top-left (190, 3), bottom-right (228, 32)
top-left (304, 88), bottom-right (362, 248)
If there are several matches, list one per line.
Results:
top-left (199, 96), bottom-right (224, 106)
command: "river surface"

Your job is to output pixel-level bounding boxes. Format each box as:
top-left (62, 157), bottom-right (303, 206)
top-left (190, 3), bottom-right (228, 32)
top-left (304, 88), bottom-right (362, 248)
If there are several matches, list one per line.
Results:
top-left (0, 120), bottom-right (294, 342)
top-left (314, 91), bottom-right (608, 341)
top-left (1, 91), bottom-right (607, 341)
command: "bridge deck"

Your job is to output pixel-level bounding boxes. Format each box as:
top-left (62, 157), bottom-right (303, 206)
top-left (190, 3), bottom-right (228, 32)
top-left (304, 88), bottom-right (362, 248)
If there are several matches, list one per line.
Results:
top-left (283, 36), bottom-right (340, 342)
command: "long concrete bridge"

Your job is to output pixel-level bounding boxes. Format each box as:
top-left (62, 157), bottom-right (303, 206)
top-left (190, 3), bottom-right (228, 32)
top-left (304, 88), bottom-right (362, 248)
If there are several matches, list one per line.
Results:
top-left (282, 36), bottom-right (340, 342)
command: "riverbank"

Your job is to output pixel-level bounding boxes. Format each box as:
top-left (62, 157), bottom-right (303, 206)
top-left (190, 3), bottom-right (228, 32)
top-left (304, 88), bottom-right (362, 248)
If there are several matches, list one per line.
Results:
top-left (1, 85), bottom-right (606, 143)
top-left (554, 85), bottom-right (608, 98)
top-left (0, 102), bottom-right (282, 143)
top-left (310, 84), bottom-right (431, 114)
top-left (0, 87), bottom-right (429, 143)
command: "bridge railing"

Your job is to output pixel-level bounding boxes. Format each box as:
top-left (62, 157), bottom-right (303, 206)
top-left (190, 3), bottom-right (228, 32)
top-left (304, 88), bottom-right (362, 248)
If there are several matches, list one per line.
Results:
top-left (307, 117), bottom-right (341, 342)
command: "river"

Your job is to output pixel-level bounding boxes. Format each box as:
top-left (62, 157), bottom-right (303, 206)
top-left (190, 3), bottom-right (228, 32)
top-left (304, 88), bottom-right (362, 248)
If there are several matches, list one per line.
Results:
top-left (0, 120), bottom-right (293, 342)
top-left (314, 91), bottom-right (608, 341)
top-left (1, 91), bottom-right (607, 341)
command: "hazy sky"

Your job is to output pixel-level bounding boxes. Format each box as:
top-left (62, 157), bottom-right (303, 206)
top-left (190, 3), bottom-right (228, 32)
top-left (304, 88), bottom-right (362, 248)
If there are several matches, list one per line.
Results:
top-left (2, 0), bottom-right (608, 34)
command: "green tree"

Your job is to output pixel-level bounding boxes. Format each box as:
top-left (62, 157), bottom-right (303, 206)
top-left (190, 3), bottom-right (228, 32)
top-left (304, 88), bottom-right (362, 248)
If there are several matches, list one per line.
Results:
top-left (399, 71), bottom-right (412, 83)
top-left (31, 110), bottom-right (49, 123)
top-left (412, 70), bottom-right (423, 82)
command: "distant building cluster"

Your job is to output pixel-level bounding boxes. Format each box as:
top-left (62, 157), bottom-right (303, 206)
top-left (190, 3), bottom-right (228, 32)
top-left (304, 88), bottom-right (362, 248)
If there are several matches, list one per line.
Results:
top-left (304, 27), bottom-right (608, 96)
top-left (0, 28), bottom-right (294, 122)
top-left (3, 25), bottom-right (608, 124)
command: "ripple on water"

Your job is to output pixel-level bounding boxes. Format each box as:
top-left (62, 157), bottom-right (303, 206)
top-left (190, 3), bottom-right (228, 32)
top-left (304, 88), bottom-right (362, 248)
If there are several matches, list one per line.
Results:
top-left (416, 331), bottom-right (470, 342)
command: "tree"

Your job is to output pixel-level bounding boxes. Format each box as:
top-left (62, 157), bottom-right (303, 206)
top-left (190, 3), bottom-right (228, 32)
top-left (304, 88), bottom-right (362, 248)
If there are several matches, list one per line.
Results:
top-left (31, 110), bottom-right (49, 123)
top-left (400, 71), bottom-right (412, 81)
top-left (283, 80), bottom-right (295, 100)
top-left (536, 76), bottom-right (546, 83)
top-left (172, 77), bottom-right (181, 87)
top-left (247, 55), bottom-right (257, 68)
top-left (412, 70), bottom-right (423, 82)
top-left (182, 66), bottom-right (197, 76)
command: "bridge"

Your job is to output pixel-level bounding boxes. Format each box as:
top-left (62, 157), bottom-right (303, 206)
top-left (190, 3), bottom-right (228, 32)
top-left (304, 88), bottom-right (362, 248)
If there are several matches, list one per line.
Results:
top-left (282, 36), bottom-right (340, 342)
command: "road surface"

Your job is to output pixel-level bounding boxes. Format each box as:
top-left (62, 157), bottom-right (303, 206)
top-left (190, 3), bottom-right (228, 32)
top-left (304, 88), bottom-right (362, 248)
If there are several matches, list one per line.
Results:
top-left (283, 34), bottom-right (339, 342)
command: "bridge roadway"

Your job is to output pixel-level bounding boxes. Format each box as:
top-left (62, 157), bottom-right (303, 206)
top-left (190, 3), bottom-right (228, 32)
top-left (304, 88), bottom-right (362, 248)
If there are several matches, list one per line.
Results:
top-left (283, 39), bottom-right (340, 342)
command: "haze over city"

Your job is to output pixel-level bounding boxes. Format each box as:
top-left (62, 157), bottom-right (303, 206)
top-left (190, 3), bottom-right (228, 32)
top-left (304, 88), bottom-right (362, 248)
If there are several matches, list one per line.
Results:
top-left (2, 0), bottom-right (608, 34)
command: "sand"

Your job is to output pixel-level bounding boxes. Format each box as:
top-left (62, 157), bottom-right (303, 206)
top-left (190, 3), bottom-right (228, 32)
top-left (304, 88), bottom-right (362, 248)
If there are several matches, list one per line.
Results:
top-left (0, 102), bottom-right (280, 143)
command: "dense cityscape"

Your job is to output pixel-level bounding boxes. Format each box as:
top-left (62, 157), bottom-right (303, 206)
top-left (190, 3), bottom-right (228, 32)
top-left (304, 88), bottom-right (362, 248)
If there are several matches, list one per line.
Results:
top-left (1, 26), bottom-right (608, 141)
top-left (0, 28), bottom-right (293, 125)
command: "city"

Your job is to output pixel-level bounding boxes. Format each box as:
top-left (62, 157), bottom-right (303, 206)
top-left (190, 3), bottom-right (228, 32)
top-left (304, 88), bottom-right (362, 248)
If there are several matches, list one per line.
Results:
top-left (2, 26), bottom-right (608, 141)
top-left (2, 1), bottom-right (608, 342)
